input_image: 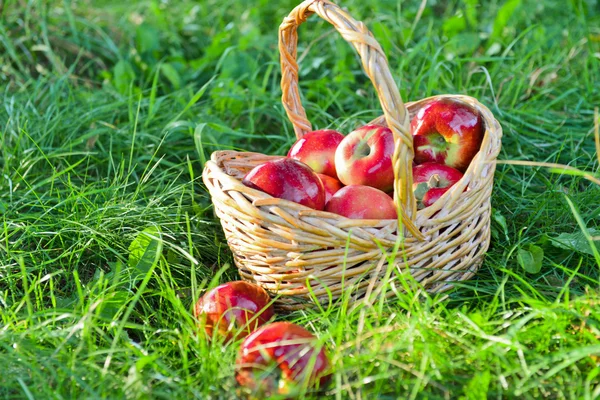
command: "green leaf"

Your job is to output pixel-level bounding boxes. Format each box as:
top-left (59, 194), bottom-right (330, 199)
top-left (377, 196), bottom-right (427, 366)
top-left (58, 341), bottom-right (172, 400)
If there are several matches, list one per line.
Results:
top-left (464, 0), bottom-right (478, 27)
top-left (193, 123), bottom-right (208, 170)
top-left (135, 354), bottom-right (160, 371)
top-left (489, 0), bottom-right (522, 43)
top-left (492, 208), bottom-right (509, 240)
top-left (549, 228), bottom-right (600, 256)
top-left (113, 59), bottom-right (136, 94)
top-left (570, 0), bottom-right (591, 16)
top-left (563, 195), bottom-right (600, 267)
top-left (548, 167), bottom-right (600, 179)
top-left (160, 63), bottom-right (181, 90)
top-left (98, 291), bottom-right (129, 321)
top-left (107, 259), bottom-right (125, 288)
top-left (460, 369), bottom-right (491, 400)
top-left (443, 14), bottom-right (466, 39)
top-left (128, 226), bottom-right (163, 280)
top-left (135, 24), bottom-right (160, 54)
top-left (517, 244), bottom-right (544, 274)
top-left (145, 63), bottom-right (162, 127)
top-left (55, 296), bottom-right (78, 309)
top-left (371, 21), bottom-right (394, 54)
top-left (166, 75), bottom-right (215, 126)
top-left (445, 32), bottom-right (481, 58)
top-left (413, 182), bottom-right (430, 201)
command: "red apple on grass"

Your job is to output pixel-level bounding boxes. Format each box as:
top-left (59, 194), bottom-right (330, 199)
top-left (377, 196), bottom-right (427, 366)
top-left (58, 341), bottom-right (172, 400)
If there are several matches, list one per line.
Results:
top-left (412, 162), bottom-right (463, 209)
top-left (325, 185), bottom-right (397, 219)
top-left (411, 98), bottom-right (484, 172)
top-left (334, 124), bottom-right (396, 192)
top-left (236, 322), bottom-right (331, 397)
top-left (288, 129), bottom-right (345, 178)
top-left (194, 281), bottom-right (275, 342)
top-left (318, 174), bottom-right (343, 204)
top-left (242, 158), bottom-right (326, 210)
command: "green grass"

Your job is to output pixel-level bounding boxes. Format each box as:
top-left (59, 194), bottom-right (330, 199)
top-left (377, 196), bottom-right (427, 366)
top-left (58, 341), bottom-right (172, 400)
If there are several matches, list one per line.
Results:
top-left (1, 0), bottom-right (600, 398)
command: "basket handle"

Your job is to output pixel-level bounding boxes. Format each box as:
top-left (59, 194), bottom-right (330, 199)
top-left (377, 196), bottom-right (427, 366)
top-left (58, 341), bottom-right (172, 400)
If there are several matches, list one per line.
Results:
top-left (279, 0), bottom-right (422, 239)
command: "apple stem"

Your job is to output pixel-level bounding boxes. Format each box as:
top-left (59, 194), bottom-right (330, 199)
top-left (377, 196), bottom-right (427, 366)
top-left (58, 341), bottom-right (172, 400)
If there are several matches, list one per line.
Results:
top-left (427, 174), bottom-right (441, 188)
top-left (355, 141), bottom-right (371, 158)
top-left (417, 134), bottom-right (448, 157)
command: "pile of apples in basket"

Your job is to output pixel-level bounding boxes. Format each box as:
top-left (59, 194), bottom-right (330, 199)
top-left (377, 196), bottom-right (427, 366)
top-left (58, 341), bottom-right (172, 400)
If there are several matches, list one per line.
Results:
top-left (244, 98), bottom-right (483, 218)
top-left (197, 98), bottom-right (484, 397)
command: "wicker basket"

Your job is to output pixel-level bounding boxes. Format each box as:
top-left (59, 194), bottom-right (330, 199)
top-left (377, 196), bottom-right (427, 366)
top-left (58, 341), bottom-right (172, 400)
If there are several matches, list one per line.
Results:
top-left (202, 0), bottom-right (502, 310)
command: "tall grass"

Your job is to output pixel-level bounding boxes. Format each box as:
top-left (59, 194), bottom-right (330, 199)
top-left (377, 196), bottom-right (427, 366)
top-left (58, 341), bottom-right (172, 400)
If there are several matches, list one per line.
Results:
top-left (1, 0), bottom-right (599, 397)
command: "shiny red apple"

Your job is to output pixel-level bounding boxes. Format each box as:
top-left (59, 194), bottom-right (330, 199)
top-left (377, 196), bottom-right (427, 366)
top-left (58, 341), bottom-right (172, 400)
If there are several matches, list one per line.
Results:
top-left (242, 158), bottom-right (326, 210)
top-left (318, 174), bottom-right (343, 204)
top-left (334, 124), bottom-right (395, 192)
top-left (288, 129), bottom-right (345, 178)
top-left (194, 281), bottom-right (274, 342)
top-left (412, 162), bottom-right (463, 209)
top-left (235, 322), bottom-right (331, 397)
top-left (325, 185), bottom-right (397, 220)
top-left (411, 98), bottom-right (484, 171)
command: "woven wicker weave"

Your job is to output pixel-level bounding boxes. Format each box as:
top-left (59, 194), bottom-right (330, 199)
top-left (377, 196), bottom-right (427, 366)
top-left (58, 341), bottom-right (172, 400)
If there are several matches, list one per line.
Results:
top-left (202, 0), bottom-right (502, 310)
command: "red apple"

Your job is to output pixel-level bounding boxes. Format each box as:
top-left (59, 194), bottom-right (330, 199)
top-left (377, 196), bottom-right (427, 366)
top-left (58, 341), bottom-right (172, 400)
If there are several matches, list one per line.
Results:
top-left (194, 281), bottom-right (274, 342)
top-left (288, 129), bottom-right (345, 178)
top-left (235, 322), bottom-right (331, 397)
top-left (318, 174), bottom-right (343, 204)
top-left (325, 185), bottom-right (397, 220)
top-left (412, 162), bottom-right (463, 209)
top-left (242, 158), bottom-right (326, 210)
top-left (334, 124), bottom-right (395, 192)
top-left (411, 98), bottom-right (484, 172)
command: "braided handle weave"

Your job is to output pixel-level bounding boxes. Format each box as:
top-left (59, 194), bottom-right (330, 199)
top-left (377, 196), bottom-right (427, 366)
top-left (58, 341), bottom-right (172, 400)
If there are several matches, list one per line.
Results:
top-left (279, 0), bottom-right (422, 239)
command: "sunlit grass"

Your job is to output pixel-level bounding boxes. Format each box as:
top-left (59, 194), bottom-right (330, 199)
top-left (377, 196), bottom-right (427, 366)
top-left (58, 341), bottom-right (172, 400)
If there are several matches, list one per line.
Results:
top-left (1, 0), bottom-right (599, 398)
